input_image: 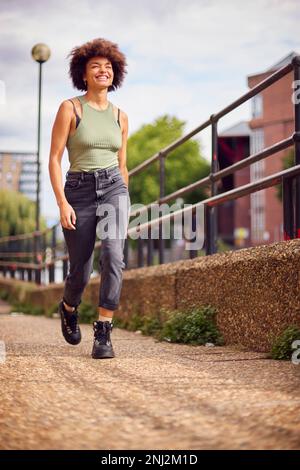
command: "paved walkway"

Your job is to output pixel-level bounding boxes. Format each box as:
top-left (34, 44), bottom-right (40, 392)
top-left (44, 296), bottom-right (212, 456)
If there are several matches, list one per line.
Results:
top-left (0, 307), bottom-right (299, 450)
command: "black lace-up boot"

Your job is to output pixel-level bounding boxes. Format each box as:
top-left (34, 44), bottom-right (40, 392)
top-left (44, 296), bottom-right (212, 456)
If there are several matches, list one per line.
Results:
top-left (59, 300), bottom-right (82, 345)
top-left (92, 320), bottom-right (115, 359)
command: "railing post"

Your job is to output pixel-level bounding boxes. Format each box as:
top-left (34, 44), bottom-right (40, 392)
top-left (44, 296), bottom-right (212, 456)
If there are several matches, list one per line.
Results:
top-left (35, 266), bottom-right (41, 285)
top-left (205, 115), bottom-right (219, 255)
top-left (158, 152), bottom-right (165, 264)
top-left (48, 263), bottom-right (54, 283)
top-left (293, 56), bottom-right (300, 238)
top-left (282, 177), bottom-right (295, 240)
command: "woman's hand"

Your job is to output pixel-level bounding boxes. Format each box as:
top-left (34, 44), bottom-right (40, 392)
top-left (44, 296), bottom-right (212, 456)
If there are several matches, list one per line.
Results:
top-left (59, 201), bottom-right (77, 230)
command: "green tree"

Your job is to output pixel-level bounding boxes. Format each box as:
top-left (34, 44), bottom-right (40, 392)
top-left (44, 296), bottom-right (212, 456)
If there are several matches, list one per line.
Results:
top-left (127, 114), bottom-right (210, 206)
top-left (0, 189), bottom-right (47, 237)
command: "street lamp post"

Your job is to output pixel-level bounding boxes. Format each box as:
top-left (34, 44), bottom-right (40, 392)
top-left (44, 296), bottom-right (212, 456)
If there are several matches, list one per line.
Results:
top-left (31, 43), bottom-right (51, 232)
top-left (31, 44), bottom-right (50, 284)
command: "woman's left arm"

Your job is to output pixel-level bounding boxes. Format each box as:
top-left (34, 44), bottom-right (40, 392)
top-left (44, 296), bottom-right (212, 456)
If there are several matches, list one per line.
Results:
top-left (118, 111), bottom-right (129, 188)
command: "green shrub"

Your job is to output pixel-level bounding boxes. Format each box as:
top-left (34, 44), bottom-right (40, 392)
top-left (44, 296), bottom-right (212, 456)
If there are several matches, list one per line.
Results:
top-left (270, 325), bottom-right (300, 360)
top-left (157, 305), bottom-right (224, 345)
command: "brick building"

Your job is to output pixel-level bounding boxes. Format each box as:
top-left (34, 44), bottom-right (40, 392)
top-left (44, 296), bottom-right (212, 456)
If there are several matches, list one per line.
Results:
top-left (218, 51), bottom-right (297, 248)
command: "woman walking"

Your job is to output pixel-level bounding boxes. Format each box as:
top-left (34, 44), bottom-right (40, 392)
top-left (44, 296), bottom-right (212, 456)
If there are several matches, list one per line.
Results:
top-left (48, 38), bottom-right (130, 359)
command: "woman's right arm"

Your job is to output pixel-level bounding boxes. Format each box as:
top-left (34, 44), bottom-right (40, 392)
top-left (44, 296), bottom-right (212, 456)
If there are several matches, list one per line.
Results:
top-left (48, 101), bottom-right (77, 230)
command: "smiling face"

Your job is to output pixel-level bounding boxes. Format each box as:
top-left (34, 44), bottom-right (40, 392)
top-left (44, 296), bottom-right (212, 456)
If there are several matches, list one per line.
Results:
top-left (83, 56), bottom-right (114, 90)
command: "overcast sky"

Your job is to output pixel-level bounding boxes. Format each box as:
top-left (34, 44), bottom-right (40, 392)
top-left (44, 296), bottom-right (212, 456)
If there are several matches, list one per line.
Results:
top-left (0, 0), bottom-right (299, 222)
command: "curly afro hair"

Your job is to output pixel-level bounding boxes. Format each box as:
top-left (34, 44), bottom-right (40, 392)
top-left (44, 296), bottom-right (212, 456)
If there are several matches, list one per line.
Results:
top-left (67, 37), bottom-right (128, 92)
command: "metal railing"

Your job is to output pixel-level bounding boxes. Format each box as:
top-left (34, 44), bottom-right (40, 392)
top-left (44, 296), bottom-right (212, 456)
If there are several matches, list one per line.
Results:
top-left (1, 55), bottom-right (300, 285)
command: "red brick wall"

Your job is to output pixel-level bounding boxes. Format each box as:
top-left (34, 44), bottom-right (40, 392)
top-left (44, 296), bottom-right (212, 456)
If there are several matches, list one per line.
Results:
top-left (248, 70), bottom-right (294, 245)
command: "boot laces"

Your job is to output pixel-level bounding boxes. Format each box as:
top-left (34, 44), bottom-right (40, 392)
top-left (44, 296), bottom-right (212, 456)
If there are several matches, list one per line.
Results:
top-left (63, 305), bottom-right (79, 333)
top-left (93, 321), bottom-right (113, 344)
top-left (67, 312), bottom-right (79, 333)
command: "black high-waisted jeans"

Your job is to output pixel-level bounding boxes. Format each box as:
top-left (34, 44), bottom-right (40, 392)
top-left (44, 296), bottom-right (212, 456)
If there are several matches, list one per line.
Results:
top-left (61, 165), bottom-right (131, 310)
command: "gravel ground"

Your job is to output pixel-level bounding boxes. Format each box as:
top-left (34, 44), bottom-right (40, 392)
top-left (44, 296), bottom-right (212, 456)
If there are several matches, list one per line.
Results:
top-left (0, 308), bottom-right (299, 450)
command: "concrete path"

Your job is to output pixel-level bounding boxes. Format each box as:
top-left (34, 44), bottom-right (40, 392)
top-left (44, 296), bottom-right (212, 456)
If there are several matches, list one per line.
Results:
top-left (0, 311), bottom-right (299, 450)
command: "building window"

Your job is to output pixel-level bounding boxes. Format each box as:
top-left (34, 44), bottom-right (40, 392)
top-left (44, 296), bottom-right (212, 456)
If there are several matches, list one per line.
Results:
top-left (251, 93), bottom-right (263, 119)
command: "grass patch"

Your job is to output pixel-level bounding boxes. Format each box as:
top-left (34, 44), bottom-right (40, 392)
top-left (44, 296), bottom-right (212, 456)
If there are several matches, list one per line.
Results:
top-left (270, 325), bottom-right (300, 360)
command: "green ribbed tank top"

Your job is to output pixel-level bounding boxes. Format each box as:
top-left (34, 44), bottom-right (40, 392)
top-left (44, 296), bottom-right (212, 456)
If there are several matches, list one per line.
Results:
top-left (66, 95), bottom-right (122, 172)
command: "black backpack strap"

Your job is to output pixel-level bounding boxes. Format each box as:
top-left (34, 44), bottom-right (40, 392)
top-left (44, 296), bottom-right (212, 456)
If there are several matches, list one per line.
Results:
top-left (68, 99), bottom-right (81, 128)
